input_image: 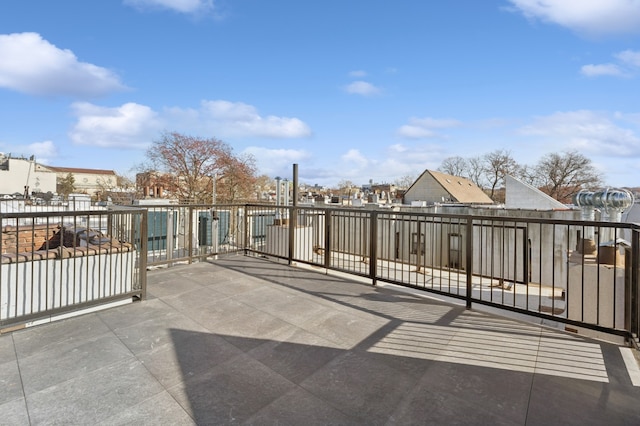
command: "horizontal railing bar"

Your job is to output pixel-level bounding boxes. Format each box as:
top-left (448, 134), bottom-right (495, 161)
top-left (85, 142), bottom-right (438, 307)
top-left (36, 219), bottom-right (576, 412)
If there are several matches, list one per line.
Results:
top-left (6, 202), bottom-right (636, 344)
top-left (0, 291), bottom-right (142, 330)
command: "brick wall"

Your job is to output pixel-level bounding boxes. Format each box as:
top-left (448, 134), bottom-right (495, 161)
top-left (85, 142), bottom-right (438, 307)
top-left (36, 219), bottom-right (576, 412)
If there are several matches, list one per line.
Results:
top-left (1, 224), bottom-right (68, 254)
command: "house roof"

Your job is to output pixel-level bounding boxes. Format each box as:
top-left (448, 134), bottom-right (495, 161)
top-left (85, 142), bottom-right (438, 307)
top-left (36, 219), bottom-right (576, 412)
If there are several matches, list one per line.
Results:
top-left (46, 166), bottom-right (117, 175)
top-left (406, 169), bottom-right (493, 204)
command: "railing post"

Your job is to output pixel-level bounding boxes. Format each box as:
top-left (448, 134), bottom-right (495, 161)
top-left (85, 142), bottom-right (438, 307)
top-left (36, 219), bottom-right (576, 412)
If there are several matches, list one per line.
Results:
top-left (416, 219), bottom-right (422, 273)
top-left (324, 209), bottom-right (332, 269)
top-left (627, 228), bottom-right (639, 345)
top-left (187, 205), bottom-right (194, 264)
top-left (166, 207), bottom-right (174, 267)
top-left (243, 206), bottom-right (249, 255)
top-left (107, 211), bottom-right (113, 240)
top-left (288, 206), bottom-right (296, 265)
top-left (523, 226), bottom-right (530, 284)
top-left (465, 216), bottom-right (473, 309)
top-left (370, 211), bottom-right (378, 286)
top-left (138, 210), bottom-right (148, 300)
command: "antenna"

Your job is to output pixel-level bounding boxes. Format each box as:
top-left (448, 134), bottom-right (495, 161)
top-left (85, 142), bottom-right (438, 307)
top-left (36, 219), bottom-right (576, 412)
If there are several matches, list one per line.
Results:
top-left (24, 155), bottom-right (35, 199)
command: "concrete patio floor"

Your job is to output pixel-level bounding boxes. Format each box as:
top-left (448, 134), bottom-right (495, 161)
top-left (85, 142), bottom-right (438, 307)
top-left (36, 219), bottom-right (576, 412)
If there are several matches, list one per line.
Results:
top-left (1, 255), bottom-right (640, 425)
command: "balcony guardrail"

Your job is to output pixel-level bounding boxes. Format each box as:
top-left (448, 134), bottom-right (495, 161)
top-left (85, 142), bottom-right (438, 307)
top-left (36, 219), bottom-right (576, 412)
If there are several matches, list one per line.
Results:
top-left (0, 207), bottom-right (147, 329)
top-left (136, 203), bottom-right (640, 346)
top-left (7, 202), bottom-right (637, 346)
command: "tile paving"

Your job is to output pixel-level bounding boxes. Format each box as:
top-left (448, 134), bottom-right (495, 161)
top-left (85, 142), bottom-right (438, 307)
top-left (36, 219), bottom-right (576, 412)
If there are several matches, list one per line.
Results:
top-left (1, 255), bottom-right (639, 425)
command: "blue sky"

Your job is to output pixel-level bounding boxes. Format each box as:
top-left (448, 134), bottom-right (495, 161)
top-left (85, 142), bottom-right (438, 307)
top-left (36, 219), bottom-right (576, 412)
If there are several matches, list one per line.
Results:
top-left (1, 0), bottom-right (640, 187)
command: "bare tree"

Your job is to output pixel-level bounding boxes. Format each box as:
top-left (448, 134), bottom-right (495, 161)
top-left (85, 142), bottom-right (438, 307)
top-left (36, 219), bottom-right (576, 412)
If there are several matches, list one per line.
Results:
top-left (432, 149), bottom-right (602, 204)
top-left (534, 151), bottom-right (602, 203)
top-left (394, 174), bottom-right (417, 189)
top-left (467, 156), bottom-right (485, 189)
top-left (94, 177), bottom-right (113, 202)
top-left (336, 180), bottom-right (356, 197)
top-left (116, 174), bottom-right (135, 191)
top-left (516, 164), bottom-right (538, 186)
top-left (438, 156), bottom-right (468, 177)
top-left (146, 132), bottom-right (257, 203)
top-left (483, 150), bottom-right (519, 201)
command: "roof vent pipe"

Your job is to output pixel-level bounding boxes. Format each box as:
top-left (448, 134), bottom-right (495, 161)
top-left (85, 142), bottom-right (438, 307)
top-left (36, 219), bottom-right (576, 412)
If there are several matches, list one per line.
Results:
top-left (574, 188), bottom-right (634, 222)
top-left (574, 188), bottom-right (634, 243)
top-left (574, 190), bottom-right (596, 239)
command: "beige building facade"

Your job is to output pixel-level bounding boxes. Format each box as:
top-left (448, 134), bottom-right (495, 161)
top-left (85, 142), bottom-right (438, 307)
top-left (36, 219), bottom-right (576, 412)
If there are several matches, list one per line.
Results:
top-left (0, 155), bottom-right (57, 196)
top-left (45, 166), bottom-right (117, 196)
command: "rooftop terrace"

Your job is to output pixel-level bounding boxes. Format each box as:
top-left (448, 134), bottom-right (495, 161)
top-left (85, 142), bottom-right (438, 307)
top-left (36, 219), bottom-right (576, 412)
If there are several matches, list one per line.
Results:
top-left (1, 255), bottom-right (639, 425)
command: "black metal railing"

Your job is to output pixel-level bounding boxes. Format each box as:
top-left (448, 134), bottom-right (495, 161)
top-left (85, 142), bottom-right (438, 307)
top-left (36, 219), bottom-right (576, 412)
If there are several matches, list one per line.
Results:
top-left (127, 203), bottom-right (640, 346)
top-left (0, 207), bottom-right (147, 329)
top-left (4, 201), bottom-right (636, 345)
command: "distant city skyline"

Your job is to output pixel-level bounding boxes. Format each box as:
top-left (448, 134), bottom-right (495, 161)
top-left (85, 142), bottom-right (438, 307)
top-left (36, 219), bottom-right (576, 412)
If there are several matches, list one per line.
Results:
top-left (1, 1), bottom-right (640, 187)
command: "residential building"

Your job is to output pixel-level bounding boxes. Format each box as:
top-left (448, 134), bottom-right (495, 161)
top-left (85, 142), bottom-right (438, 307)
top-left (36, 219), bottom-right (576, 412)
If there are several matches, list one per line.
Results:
top-left (45, 166), bottom-right (118, 196)
top-left (370, 183), bottom-right (397, 201)
top-left (135, 171), bottom-right (176, 199)
top-left (403, 169), bottom-right (494, 205)
top-left (0, 154), bottom-right (56, 196)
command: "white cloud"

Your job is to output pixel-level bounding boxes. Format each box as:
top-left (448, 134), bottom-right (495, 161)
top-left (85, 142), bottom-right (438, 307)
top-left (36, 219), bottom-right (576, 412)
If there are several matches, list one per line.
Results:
top-left (284, 139), bottom-right (455, 187)
top-left (385, 143), bottom-right (443, 166)
top-left (28, 141), bottom-right (57, 160)
top-left (304, 143), bottom-right (444, 185)
top-left (507, 0), bottom-right (640, 35)
top-left (519, 110), bottom-right (640, 156)
top-left (0, 33), bottom-right (126, 97)
top-left (341, 149), bottom-right (369, 168)
top-left (581, 49), bottom-right (640, 78)
top-left (396, 125), bottom-right (438, 139)
top-left (349, 70), bottom-right (367, 78)
top-left (242, 147), bottom-right (311, 177)
top-left (409, 117), bottom-right (462, 128)
top-left (68, 99), bottom-right (310, 150)
top-left (581, 63), bottom-right (625, 77)
top-left (344, 81), bottom-right (382, 96)
top-left (0, 140), bottom-right (58, 164)
top-left (397, 117), bottom-right (462, 139)
top-left (616, 50), bottom-right (640, 67)
top-left (312, 149), bottom-right (374, 182)
top-left (178, 100), bottom-right (312, 138)
top-left (389, 143), bottom-right (408, 153)
top-left (615, 112), bottom-right (640, 125)
top-left (123, 0), bottom-right (214, 14)
top-left (69, 102), bottom-right (162, 148)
